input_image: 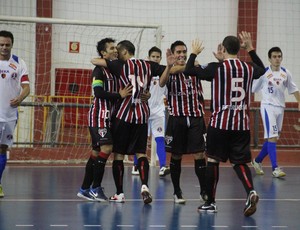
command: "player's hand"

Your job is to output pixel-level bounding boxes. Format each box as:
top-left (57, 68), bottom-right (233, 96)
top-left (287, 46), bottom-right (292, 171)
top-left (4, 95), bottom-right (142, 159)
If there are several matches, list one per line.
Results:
top-left (119, 84), bottom-right (133, 98)
top-left (239, 31), bottom-right (254, 52)
top-left (141, 90), bottom-right (151, 102)
top-left (191, 39), bottom-right (204, 55)
top-left (166, 49), bottom-right (176, 67)
top-left (10, 97), bottom-right (22, 107)
top-left (213, 43), bottom-right (224, 62)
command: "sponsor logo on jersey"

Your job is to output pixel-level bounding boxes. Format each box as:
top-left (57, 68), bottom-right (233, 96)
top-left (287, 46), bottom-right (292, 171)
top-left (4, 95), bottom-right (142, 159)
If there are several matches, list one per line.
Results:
top-left (6, 134), bottom-right (13, 140)
top-left (9, 63), bottom-right (17, 70)
top-left (98, 128), bottom-right (107, 137)
top-left (11, 72), bottom-right (17, 79)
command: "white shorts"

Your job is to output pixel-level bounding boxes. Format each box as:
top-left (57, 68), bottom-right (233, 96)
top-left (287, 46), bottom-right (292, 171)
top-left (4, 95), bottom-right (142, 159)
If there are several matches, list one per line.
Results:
top-left (148, 116), bottom-right (165, 138)
top-left (260, 104), bottom-right (284, 139)
top-left (0, 121), bottom-right (17, 147)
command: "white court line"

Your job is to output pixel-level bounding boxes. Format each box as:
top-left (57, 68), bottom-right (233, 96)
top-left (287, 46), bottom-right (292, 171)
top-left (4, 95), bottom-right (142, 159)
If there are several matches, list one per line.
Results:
top-left (50, 225), bottom-right (68, 227)
top-left (211, 226), bottom-right (229, 228)
top-left (180, 225), bottom-right (198, 228)
top-left (116, 225), bottom-right (134, 227)
top-left (16, 225), bottom-right (34, 227)
top-left (272, 226), bottom-right (288, 228)
top-left (83, 225), bottom-right (102, 227)
top-left (242, 226), bottom-right (258, 228)
top-left (149, 225), bottom-right (167, 228)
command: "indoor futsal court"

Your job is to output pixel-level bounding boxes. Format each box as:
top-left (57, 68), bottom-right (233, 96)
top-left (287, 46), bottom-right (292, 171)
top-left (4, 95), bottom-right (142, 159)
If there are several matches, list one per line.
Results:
top-left (1, 152), bottom-right (299, 230)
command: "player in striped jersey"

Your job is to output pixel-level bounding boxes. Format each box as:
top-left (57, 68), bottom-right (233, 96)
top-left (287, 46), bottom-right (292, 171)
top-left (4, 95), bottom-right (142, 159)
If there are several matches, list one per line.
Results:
top-left (183, 32), bottom-right (265, 216)
top-left (251, 47), bottom-right (300, 178)
top-left (0, 30), bottom-right (30, 198)
top-left (77, 38), bottom-right (132, 202)
top-left (91, 40), bottom-right (169, 204)
top-left (159, 40), bottom-right (207, 204)
top-left (131, 46), bottom-right (170, 178)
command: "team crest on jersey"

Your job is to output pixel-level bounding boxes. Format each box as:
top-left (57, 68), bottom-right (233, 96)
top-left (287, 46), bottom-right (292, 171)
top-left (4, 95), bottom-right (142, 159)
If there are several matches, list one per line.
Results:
top-left (165, 135), bottom-right (173, 145)
top-left (11, 72), bottom-right (17, 79)
top-left (1, 73), bottom-right (6, 79)
top-left (157, 127), bottom-right (162, 133)
top-left (98, 128), bottom-right (107, 137)
top-left (268, 81), bottom-right (273, 86)
top-left (9, 63), bottom-right (17, 70)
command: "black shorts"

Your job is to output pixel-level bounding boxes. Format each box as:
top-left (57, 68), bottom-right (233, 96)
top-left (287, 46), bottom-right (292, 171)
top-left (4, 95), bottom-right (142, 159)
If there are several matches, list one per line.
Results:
top-left (165, 116), bottom-right (206, 155)
top-left (206, 126), bottom-right (251, 164)
top-left (112, 118), bottom-right (148, 155)
top-left (89, 126), bottom-right (113, 151)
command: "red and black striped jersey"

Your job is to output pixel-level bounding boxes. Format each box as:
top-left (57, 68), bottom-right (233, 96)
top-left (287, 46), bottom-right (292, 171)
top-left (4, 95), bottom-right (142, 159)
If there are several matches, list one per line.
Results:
top-left (88, 66), bottom-right (120, 128)
top-left (107, 58), bottom-right (165, 124)
top-left (166, 72), bottom-right (205, 117)
top-left (185, 51), bottom-right (265, 131)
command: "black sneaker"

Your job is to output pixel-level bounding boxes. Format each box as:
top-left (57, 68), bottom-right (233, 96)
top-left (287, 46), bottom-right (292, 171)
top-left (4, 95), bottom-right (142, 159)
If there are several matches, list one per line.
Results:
top-left (89, 186), bottom-right (108, 202)
top-left (198, 202), bottom-right (217, 213)
top-left (244, 190), bottom-right (259, 217)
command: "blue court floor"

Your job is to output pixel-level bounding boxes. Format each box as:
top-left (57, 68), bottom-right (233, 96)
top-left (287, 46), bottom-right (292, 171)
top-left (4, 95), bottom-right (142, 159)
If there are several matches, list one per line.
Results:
top-left (0, 164), bottom-right (299, 230)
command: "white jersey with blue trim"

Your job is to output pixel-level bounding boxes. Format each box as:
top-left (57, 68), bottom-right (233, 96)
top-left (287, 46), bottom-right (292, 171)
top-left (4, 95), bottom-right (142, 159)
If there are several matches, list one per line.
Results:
top-left (252, 66), bottom-right (299, 108)
top-left (148, 75), bottom-right (167, 119)
top-left (0, 54), bottom-right (29, 122)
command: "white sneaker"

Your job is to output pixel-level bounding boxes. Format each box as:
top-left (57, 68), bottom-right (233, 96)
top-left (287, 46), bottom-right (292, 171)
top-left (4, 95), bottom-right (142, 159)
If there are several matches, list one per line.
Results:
top-left (251, 159), bottom-right (264, 175)
top-left (109, 193), bottom-right (125, 203)
top-left (174, 191), bottom-right (186, 204)
top-left (159, 166), bottom-right (170, 177)
top-left (131, 166), bottom-right (139, 175)
top-left (141, 185), bottom-right (152, 204)
top-left (272, 167), bottom-right (286, 178)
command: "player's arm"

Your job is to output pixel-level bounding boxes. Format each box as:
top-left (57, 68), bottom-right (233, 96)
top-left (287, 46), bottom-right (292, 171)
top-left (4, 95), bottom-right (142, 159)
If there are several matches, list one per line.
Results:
top-left (10, 79), bottom-right (30, 107)
top-left (159, 49), bottom-right (175, 87)
top-left (292, 91), bottom-right (300, 111)
top-left (92, 67), bottom-right (131, 100)
top-left (239, 31), bottom-right (265, 78)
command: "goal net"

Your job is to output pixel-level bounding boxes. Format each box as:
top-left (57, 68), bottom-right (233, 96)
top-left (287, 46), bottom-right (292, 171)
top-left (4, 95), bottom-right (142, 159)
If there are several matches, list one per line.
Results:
top-left (0, 16), bottom-right (161, 163)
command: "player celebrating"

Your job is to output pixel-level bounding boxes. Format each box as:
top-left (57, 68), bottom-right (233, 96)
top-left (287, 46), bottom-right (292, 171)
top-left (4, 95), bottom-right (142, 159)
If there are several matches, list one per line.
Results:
top-left (251, 47), bottom-right (300, 178)
top-left (77, 38), bottom-right (132, 201)
top-left (132, 46), bottom-right (170, 177)
top-left (184, 31), bottom-right (265, 216)
top-left (0, 30), bottom-right (30, 198)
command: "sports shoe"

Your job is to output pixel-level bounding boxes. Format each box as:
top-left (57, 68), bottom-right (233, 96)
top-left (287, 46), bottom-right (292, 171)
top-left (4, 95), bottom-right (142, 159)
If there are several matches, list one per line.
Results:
top-left (131, 165), bottom-right (139, 175)
top-left (198, 202), bottom-right (217, 213)
top-left (244, 190), bottom-right (259, 217)
top-left (109, 193), bottom-right (125, 203)
top-left (0, 184), bottom-right (4, 198)
top-left (89, 187), bottom-right (108, 202)
top-left (77, 188), bottom-right (95, 201)
top-left (200, 191), bottom-right (208, 202)
top-left (251, 159), bottom-right (264, 175)
top-left (174, 190), bottom-right (186, 204)
top-left (141, 185), bottom-right (152, 204)
top-left (272, 167), bottom-right (286, 178)
top-left (159, 166), bottom-right (170, 177)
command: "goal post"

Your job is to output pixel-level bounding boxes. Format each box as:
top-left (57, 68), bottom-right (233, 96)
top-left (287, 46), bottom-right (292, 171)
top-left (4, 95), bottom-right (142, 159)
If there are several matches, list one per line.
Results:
top-left (0, 15), bottom-right (162, 164)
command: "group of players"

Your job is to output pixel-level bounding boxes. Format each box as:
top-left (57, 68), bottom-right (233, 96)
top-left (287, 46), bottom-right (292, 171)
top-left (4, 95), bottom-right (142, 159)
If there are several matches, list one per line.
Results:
top-left (0, 30), bottom-right (299, 218)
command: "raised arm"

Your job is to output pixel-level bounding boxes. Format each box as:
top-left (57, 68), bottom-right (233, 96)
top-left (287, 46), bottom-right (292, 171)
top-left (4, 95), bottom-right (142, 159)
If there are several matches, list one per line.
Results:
top-left (159, 49), bottom-right (176, 87)
top-left (239, 31), bottom-right (265, 78)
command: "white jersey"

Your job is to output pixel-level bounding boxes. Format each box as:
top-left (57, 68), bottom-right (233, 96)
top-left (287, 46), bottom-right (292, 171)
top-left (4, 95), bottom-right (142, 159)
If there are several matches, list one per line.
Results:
top-left (148, 75), bottom-right (167, 119)
top-left (252, 66), bottom-right (299, 108)
top-left (0, 54), bottom-right (29, 122)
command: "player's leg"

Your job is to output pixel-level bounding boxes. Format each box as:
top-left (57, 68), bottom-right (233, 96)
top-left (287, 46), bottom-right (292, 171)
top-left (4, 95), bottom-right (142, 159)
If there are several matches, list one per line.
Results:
top-left (188, 117), bottom-right (207, 201)
top-left (230, 130), bottom-right (259, 217)
top-left (269, 107), bottom-right (285, 177)
top-left (151, 116), bottom-right (170, 177)
top-left (0, 121), bottom-right (16, 198)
